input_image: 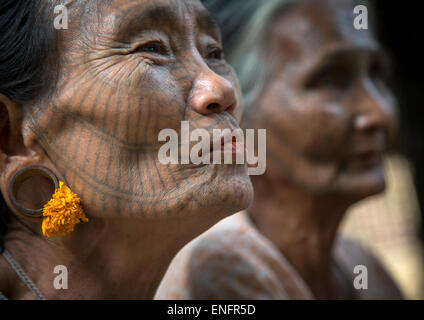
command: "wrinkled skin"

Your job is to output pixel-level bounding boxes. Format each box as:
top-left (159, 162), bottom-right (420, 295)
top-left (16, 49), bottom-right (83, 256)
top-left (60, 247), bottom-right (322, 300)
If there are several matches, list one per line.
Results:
top-left (33, 0), bottom-right (252, 222)
top-left (244, 0), bottom-right (400, 298)
top-left (246, 0), bottom-right (398, 200)
top-left (0, 0), bottom-right (252, 299)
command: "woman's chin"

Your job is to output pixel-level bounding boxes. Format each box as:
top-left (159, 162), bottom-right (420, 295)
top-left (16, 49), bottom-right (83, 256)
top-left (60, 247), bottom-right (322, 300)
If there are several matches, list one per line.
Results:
top-left (200, 167), bottom-right (253, 219)
top-left (339, 167), bottom-right (387, 201)
top-left (150, 163), bottom-right (253, 221)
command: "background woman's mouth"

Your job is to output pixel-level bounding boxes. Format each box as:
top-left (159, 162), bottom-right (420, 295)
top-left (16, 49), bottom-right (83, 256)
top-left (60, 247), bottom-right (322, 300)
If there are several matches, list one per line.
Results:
top-left (348, 151), bottom-right (383, 169)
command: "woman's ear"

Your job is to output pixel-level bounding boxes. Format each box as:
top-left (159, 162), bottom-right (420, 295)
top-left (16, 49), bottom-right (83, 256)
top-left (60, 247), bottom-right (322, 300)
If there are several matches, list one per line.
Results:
top-left (0, 94), bottom-right (34, 169)
top-left (0, 94), bottom-right (56, 217)
top-left (0, 94), bottom-right (31, 167)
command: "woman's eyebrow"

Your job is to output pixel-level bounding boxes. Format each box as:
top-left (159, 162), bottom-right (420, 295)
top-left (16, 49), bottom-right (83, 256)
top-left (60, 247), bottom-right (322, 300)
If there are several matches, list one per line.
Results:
top-left (116, 4), bottom-right (179, 35)
top-left (303, 43), bottom-right (383, 74)
top-left (112, 4), bottom-right (222, 43)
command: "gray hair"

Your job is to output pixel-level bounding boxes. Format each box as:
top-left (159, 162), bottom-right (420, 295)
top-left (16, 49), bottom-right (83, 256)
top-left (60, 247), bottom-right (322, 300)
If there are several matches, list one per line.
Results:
top-left (203, 0), bottom-right (298, 113)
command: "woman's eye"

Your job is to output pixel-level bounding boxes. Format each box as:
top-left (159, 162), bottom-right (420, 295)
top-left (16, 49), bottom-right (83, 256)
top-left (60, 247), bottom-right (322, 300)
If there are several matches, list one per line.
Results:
top-left (307, 67), bottom-right (352, 90)
top-left (134, 41), bottom-right (168, 56)
top-left (369, 61), bottom-right (386, 81)
top-left (206, 48), bottom-right (223, 60)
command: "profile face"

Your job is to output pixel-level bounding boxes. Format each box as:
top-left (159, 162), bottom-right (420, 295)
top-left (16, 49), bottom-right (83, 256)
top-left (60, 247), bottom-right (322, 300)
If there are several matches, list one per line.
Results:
top-left (252, 0), bottom-right (398, 199)
top-left (27, 0), bottom-right (253, 222)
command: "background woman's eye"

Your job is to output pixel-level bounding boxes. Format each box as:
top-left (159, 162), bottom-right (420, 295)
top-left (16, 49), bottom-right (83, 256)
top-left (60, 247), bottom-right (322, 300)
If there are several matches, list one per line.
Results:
top-left (306, 66), bottom-right (352, 90)
top-left (369, 61), bottom-right (386, 82)
top-left (207, 48), bottom-right (223, 60)
top-left (134, 41), bottom-right (168, 55)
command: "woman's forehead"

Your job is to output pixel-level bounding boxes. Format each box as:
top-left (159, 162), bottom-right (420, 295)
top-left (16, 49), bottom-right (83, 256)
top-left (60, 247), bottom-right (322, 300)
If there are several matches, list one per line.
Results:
top-left (72, 0), bottom-right (211, 31)
top-left (57, 0), bottom-right (220, 50)
top-left (270, 0), bottom-right (377, 59)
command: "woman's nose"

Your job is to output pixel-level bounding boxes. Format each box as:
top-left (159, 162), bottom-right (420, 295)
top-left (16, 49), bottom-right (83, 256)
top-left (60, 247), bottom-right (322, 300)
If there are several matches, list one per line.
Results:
top-left (189, 70), bottom-right (237, 116)
top-left (354, 78), bottom-right (397, 134)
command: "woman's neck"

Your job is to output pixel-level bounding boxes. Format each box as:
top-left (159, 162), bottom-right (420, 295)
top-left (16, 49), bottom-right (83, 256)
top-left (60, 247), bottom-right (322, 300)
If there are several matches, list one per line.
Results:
top-left (0, 213), bottom-right (211, 299)
top-left (248, 176), bottom-right (351, 299)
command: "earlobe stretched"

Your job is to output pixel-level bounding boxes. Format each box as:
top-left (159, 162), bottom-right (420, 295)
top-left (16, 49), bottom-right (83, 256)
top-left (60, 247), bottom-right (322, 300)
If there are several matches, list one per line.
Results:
top-left (6, 165), bottom-right (88, 237)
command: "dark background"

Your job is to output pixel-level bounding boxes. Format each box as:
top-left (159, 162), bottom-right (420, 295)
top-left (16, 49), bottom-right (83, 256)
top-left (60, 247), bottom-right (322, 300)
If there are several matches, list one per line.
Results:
top-left (373, 1), bottom-right (424, 244)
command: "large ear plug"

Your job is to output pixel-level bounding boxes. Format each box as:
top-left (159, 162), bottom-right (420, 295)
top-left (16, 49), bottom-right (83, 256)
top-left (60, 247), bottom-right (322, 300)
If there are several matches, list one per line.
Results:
top-left (8, 166), bottom-right (88, 237)
top-left (8, 165), bottom-right (59, 217)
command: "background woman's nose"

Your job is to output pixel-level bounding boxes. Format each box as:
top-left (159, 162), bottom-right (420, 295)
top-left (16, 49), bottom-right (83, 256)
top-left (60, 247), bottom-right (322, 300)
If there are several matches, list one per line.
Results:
top-left (354, 79), bottom-right (397, 134)
top-left (189, 71), bottom-right (237, 116)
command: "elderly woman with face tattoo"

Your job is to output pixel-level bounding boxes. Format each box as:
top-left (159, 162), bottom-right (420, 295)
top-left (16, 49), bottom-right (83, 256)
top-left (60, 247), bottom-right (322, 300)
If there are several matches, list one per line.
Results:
top-left (0, 0), bottom-right (253, 300)
top-left (155, 0), bottom-right (403, 299)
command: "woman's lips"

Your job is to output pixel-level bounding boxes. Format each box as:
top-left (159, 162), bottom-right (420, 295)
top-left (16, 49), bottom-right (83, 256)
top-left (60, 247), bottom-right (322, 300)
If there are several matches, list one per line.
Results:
top-left (347, 151), bottom-right (383, 169)
top-left (221, 137), bottom-right (246, 155)
top-left (206, 132), bottom-right (246, 160)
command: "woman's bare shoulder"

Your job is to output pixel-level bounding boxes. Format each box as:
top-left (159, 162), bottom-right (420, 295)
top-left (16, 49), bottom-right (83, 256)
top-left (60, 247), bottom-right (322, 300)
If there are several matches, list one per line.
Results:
top-left (156, 212), bottom-right (310, 299)
top-left (335, 237), bottom-right (404, 299)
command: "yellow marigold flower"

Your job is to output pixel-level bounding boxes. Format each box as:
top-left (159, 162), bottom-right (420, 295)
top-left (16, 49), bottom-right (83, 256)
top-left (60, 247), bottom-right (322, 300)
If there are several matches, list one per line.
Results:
top-left (42, 181), bottom-right (88, 238)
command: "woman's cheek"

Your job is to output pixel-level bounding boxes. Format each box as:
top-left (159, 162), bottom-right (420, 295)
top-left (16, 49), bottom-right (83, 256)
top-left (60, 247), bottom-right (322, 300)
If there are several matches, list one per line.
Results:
top-left (96, 60), bottom-right (187, 141)
top-left (87, 55), bottom-right (155, 89)
top-left (298, 101), bottom-right (351, 160)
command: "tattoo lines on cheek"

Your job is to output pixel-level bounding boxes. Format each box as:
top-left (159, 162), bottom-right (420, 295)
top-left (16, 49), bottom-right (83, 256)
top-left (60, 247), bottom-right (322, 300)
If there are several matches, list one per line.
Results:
top-left (26, 90), bottom-right (251, 219)
top-left (26, 14), bottom-right (249, 216)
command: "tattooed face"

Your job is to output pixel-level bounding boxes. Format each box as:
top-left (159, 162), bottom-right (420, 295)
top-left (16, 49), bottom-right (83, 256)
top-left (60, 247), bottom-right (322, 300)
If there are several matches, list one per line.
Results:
top-left (26, 0), bottom-right (253, 221)
top-left (248, 0), bottom-right (398, 199)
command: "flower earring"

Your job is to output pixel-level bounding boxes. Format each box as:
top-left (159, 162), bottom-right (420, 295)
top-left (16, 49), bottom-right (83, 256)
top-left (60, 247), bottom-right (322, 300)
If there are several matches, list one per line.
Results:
top-left (8, 166), bottom-right (88, 238)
